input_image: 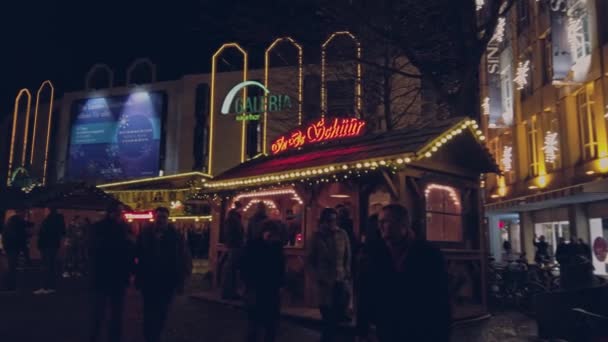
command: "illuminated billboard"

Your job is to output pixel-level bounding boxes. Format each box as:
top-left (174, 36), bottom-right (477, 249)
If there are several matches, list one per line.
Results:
top-left (67, 91), bottom-right (164, 182)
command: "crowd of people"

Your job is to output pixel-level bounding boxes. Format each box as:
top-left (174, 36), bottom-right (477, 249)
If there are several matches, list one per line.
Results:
top-left (220, 201), bottom-right (452, 342)
top-left (1, 204), bottom-right (192, 342)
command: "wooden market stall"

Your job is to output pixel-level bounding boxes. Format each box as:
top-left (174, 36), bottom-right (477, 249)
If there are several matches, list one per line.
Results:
top-left (201, 117), bottom-right (499, 321)
top-left (1, 183), bottom-right (123, 260)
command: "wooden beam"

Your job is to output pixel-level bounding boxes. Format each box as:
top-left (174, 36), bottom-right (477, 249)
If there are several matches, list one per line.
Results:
top-left (381, 170), bottom-right (399, 200)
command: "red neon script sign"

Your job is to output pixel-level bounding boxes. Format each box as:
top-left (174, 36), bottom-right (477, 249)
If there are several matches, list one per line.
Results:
top-left (271, 118), bottom-right (366, 155)
top-left (123, 211), bottom-right (154, 221)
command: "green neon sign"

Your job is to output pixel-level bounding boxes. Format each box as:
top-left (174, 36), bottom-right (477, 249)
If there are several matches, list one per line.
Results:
top-left (221, 81), bottom-right (292, 121)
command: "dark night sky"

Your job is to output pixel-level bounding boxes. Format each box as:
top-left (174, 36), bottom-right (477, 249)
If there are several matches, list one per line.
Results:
top-left (0, 0), bottom-right (327, 119)
top-left (0, 0), bottom-right (258, 118)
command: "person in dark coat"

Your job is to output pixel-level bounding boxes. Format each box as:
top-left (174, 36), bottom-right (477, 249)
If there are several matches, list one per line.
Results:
top-left (136, 207), bottom-right (192, 342)
top-left (577, 238), bottom-right (592, 262)
top-left (1, 209), bottom-right (29, 291)
top-left (88, 203), bottom-right (135, 342)
top-left (555, 237), bottom-right (569, 265)
top-left (34, 207), bottom-right (66, 294)
top-left (247, 202), bottom-right (268, 243)
top-left (241, 219), bottom-right (285, 342)
top-left (221, 206), bottom-right (245, 300)
top-left (358, 204), bottom-right (451, 342)
top-left (534, 235), bottom-right (550, 264)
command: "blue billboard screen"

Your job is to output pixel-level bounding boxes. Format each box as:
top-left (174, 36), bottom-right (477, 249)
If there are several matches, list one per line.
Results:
top-left (67, 91), bottom-right (164, 182)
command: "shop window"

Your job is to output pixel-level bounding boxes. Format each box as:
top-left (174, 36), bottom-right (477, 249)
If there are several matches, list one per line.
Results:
top-left (534, 221), bottom-right (570, 256)
top-left (327, 79), bottom-right (355, 117)
top-left (500, 64), bottom-right (514, 125)
top-left (425, 184), bottom-right (463, 242)
top-left (588, 218), bottom-right (608, 275)
top-left (526, 116), bottom-right (540, 177)
top-left (577, 85), bottom-right (597, 160)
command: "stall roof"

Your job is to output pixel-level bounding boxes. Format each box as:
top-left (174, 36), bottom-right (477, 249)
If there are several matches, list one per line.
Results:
top-left (1, 183), bottom-right (125, 211)
top-left (205, 117), bottom-right (499, 190)
top-left (96, 171), bottom-right (211, 191)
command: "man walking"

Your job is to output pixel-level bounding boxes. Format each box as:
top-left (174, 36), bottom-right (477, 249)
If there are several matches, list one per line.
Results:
top-left (308, 208), bottom-right (351, 342)
top-left (88, 203), bottom-right (134, 342)
top-left (136, 207), bottom-right (192, 342)
top-left (34, 207), bottom-right (66, 294)
top-left (358, 204), bottom-right (451, 342)
top-left (1, 209), bottom-right (29, 291)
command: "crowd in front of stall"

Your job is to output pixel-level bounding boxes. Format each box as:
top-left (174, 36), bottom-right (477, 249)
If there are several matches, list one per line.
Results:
top-left (218, 199), bottom-right (452, 342)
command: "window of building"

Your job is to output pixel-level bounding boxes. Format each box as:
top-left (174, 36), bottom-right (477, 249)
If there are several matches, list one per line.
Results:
top-left (568, 9), bottom-right (592, 62)
top-left (541, 112), bottom-right (561, 171)
top-left (500, 65), bottom-right (514, 124)
top-left (327, 79), bottom-right (355, 117)
top-left (425, 184), bottom-right (462, 242)
top-left (526, 116), bottom-right (540, 177)
top-left (577, 85), bottom-right (597, 160)
top-left (541, 34), bottom-right (553, 85)
top-left (517, 0), bottom-right (530, 34)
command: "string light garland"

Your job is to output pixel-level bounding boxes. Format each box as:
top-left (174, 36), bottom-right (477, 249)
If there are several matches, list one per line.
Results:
top-left (425, 184), bottom-right (461, 209)
top-left (203, 118), bottom-right (487, 190)
top-left (482, 97), bottom-right (490, 116)
top-left (502, 146), bottom-right (513, 172)
top-left (514, 60), bottom-right (531, 90)
top-left (97, 172), bottom-right (211, 189)
top-left (543, 131), bottom-right (559, 164)
top-left (491, 17), bottom-right (506, 43)
top-left (243, 199), bottom-right (278, 212)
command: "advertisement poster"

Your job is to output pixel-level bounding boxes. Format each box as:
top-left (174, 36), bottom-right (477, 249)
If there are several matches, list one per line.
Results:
top-left (67, 91), bottom-right (164, 182)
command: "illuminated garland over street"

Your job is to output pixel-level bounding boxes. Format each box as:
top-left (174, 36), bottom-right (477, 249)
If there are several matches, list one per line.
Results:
top-left (203, 118), bottom-right (486, 190)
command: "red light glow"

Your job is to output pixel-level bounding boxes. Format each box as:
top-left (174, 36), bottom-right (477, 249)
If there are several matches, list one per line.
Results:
top-left (271, 117), bottom-right (366, 155)
top-left (124, 212), bottom-right (154, 221)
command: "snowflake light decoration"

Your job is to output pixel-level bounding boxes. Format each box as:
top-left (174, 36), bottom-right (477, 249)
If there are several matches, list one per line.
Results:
top-left (543, 131), bottom-right (559, 164)
top-left (476, 0), bottom-right (484, 11)
top-left (567, 17), bottom-right (584, 59)
top-left (491, 17), bottom-right (506, 43)
top-left (482, 97), bottom-right (490, 116)
top-left (502, 146), bottom-right (513, 172)
top-left (514, 60), bottom-right (531, 90)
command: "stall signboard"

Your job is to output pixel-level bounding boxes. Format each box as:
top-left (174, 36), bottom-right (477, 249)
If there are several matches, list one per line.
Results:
top-left (221, 81), bottom-right (292, 121)
top-left (271, 117), bottom-right (366, 155)
top-left (123, 211), bottom-right (154, 222)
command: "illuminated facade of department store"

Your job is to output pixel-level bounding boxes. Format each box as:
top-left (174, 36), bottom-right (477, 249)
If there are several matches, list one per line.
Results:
top-left (481, 0), bottom-right (608, 275)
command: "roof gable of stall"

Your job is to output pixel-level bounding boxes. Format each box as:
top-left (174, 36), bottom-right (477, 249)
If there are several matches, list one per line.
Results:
top-left (205, 117), bottom-right (499, 190)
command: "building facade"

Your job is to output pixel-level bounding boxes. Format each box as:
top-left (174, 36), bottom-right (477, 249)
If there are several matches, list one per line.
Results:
top-left (481, 0), bottom-right (608, 275)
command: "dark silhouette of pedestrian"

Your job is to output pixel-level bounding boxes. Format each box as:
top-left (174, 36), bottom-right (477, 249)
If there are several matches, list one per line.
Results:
top-left (241, 220), bottom-right (285, 342)
top-left (358, 204), bottom-right (451, 342)
top-left (355, 214), bottom-right (380, 338)
top-left (221, 204), bottom-right (245, 300)
top-left (577, 238), bottom-right (592, 262)
top-left (136, 207), bottom-right (192, 342)
top-left (555, 237), bottom-right (569, 265)
top-left (1, 209), bottom-right (29, 291)
top-left (34, 207), bottom-right (66, 294)
top-left (247, 202), bottom-right (268, 243)
top-left (307, 207), bottom-right (351, 342)
top-left (534, 235), bottom-right (550, 264)
top-left (88, 203), bottom-right (135, 342)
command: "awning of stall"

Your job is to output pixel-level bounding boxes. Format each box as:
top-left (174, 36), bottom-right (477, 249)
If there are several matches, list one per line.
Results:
top-left (205, 117), bottom-right (498, 191)
top-left (96, 171), bottom-right (211, 191)
top-left (26, 183), bottom-right (122, 211)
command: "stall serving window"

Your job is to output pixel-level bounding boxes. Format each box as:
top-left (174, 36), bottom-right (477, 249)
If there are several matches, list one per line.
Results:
top-left (220, 187), bottom-right (305, 248)
top-left (425, 184), bottom-right (463, 242)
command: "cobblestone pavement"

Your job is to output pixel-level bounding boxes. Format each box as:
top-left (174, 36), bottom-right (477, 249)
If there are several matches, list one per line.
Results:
top-left (0, 261), bottom-right (542, 342)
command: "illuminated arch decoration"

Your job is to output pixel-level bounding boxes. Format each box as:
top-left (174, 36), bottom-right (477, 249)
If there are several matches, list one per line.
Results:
top-left (32, 80), bottom-right (55, 185)
top-left (243, 199), bottom-right (278, 212)
top-left (7, 89), bottom-right (32, 186)
top-left (264, 37), bottom-right (304, 155)
top-left (321, 31), bottom-right (362, 118)
top-left (221, 81), bottom-right (269, 114)
top-left (126, 58), bottom-right (157, 85)
top-left (424, 184), bottom-right (462, 210)
top-left (209, 43), bottom-right (248, 174)
top-left (85, 63), bottom-right (114, 90)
